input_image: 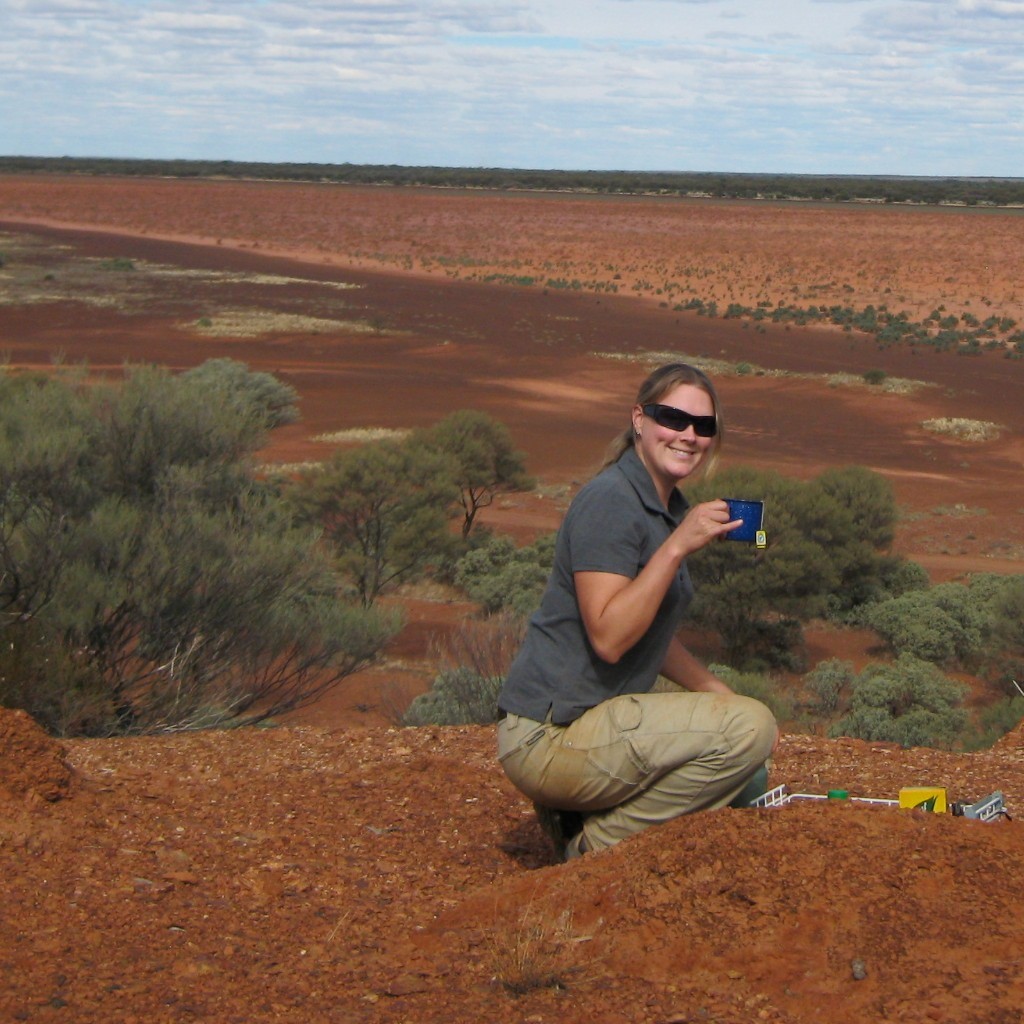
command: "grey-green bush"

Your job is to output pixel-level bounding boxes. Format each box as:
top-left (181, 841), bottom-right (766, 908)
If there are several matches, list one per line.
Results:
top-left (402, 612), bottom-right (525, 726)
top-left (402, 667), bottom-right (503, 726)
top-left (862, 583), bottom-right (984, 665)
top-left (804, 658), bottom-right (856, 715)
top-left (967, 573), bottom-right (1024, 690)
top-left (708, 663), bottom-right (793, 723)
top-left (454, 531), bottom-right (555, 616)
top-left (967, 696), bottom-right (1024, 750)
top-left (0, 363), bottom-right (395, 736)
top-left (831, 655), bottom-right (968, 749)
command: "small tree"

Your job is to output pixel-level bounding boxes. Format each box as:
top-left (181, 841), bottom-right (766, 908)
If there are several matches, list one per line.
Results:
top-left (684, 470), bottom-right (837, 665)
top-left (707, 663), bottom-right (793, 723)
top-left (288, 439), bottom-right (459, 607)
top-left (416, 410), bottom-right (533, 537)
top-left (684, 465), bottom-right (901, 667)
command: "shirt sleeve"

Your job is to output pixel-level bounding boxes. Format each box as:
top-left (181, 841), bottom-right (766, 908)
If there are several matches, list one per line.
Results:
top-left (563, 480), bottom-right (646, 579)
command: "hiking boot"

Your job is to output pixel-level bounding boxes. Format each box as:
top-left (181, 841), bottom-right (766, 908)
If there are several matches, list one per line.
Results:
top-left (532, 802), bottom-right (584, 863)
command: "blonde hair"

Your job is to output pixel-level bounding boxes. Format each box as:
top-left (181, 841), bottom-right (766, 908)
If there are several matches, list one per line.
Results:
top-left (601, 362), bottom-right (724, 477)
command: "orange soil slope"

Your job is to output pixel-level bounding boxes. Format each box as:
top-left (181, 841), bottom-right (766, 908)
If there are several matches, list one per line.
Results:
top-left (2, 708), bottom-right (1024, 1024)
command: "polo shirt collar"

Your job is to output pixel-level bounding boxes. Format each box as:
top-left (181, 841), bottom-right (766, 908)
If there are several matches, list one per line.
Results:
top-left (616, 446), bottom-right (688, 524)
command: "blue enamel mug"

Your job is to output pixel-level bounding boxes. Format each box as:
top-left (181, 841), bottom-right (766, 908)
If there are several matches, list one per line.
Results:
top-left (724, 499), bottom-right (765, 543)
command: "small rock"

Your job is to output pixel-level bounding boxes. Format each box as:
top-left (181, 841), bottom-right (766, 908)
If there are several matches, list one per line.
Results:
top-left (851, 958), bottom-right (867, 981)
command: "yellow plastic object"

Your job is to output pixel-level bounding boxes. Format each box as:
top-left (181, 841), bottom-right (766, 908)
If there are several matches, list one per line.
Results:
top-left (898, 787), bottom-right (947, 813)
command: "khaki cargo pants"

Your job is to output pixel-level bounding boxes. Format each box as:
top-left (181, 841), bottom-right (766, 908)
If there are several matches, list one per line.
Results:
top-left (497, 689), bottom-right (776, 853)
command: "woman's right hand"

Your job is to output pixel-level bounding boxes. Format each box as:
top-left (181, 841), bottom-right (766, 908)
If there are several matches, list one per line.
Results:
top-left (672, 499), bottom-right (741, 554)
top-left (575, 502), bottom-right (740, 664)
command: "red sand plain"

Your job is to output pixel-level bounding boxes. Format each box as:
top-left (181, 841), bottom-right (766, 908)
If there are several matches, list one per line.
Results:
top-left (1, 178), bottom-right (1024, 1023)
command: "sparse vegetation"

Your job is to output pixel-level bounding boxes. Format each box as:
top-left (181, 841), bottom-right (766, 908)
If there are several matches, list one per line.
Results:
top-left (922, 417), bottom-right (1002, 442)
top-left (0, 156), bottom-right (1021, 205)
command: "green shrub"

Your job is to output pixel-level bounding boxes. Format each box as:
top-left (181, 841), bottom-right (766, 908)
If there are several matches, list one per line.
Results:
top-left (708, 664), bottom-right (793, 723)
top-left (831, 655), bottom-right (968, 749)
top-left (402, 611), bottom-right (524, 726)
top-left (454, 531), bottom-right (555, 616)
top-left (402, 667), bottom-right (503, 726)
top-left (0, 363), bottom-right (394, 736)
top-left (804, 658), bottom-right (856, 715)
top-left (181, 357), bottom-right (299, 428)
top-left (863, 583), bottom-right (984, 665)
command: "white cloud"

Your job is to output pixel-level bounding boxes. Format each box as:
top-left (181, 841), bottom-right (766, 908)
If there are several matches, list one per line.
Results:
top-left (0, 0), bottom-right (1022, 173)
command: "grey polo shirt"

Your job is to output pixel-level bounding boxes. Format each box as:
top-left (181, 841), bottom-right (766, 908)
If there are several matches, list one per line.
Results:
top-left (499, 446), bottom-right (695, 725)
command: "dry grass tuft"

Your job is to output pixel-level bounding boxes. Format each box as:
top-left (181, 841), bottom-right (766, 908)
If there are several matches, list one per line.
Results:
top-left (257, 461), bottom-right (325, 477)
top-left (922, 417), bottom-right (1003, 442)
top-left (826, 372), bottom-right (931, 395)
top-left (486, 904), bottom-right (599, 996)
top-left (189, 310), bottom-right (375, 337)
top-left (312, 427), bottom-right (410, 444)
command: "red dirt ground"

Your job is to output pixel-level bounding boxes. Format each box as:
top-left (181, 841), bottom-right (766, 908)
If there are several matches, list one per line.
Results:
top-left (1, 179), bottom-right (1023, 1022)
top-left (3, 710), bottom-right (1024, 1024)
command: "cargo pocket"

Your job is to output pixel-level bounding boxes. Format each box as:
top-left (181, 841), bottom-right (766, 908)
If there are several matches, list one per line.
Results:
top-left (582, 695), bottom-right (651, 789)
top-left (497, 717), bottom-right (556, 801)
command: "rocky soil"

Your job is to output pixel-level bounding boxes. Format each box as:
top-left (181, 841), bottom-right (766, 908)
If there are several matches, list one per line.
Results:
top-left (2, 708), bottom-right (1023, 1024)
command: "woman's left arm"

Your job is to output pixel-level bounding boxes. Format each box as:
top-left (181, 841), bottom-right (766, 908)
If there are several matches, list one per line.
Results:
top-left (659, 637), bottom-right (733, 694)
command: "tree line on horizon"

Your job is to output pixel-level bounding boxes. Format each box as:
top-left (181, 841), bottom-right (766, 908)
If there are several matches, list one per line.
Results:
top-left (3, 155), bottom-right (1024, 207)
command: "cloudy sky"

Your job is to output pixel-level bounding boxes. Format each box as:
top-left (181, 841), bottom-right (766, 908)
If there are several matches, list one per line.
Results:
top-left (2, 0), bottom-right (1023, 176)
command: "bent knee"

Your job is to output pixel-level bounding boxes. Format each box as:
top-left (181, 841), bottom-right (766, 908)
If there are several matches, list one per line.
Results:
top-left (722, 694), bottom-right (777, 760)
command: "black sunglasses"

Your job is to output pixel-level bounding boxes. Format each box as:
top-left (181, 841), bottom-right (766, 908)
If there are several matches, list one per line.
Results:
top-left (642, 403), bottom-right (717, 438)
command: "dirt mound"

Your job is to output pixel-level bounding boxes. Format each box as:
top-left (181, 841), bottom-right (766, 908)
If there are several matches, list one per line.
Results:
top-left (2, 723), bottom-right (1022, 1024)
top-left (0, 708), bottom-right (74, 803)
top-left (993, 720), bottom-right (1024, 750)
top-left (424, 800), bottom-right (1022, 1023)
